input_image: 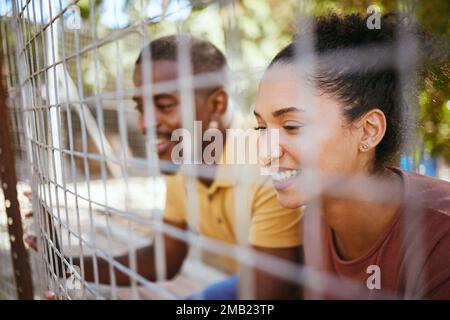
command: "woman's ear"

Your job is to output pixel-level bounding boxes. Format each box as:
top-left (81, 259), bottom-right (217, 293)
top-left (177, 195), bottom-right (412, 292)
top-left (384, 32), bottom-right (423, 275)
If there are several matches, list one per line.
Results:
top-left (358, 108), bottom-right (387, 152)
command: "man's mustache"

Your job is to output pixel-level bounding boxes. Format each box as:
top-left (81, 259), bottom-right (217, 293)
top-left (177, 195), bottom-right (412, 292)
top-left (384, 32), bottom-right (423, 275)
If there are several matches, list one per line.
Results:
top-left (143, 128), bottom-right (173, 140)
top-left (156, 131), bottom-right (172, 140)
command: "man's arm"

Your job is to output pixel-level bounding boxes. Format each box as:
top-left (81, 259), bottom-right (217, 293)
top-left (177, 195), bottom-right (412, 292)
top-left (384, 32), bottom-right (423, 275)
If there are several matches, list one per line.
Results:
top-left (30, 213), bottom-right (189, 286)
top-left (250, 245), bottom-right (303, 299)
top-left (71, 219), bottom-right (189, 286)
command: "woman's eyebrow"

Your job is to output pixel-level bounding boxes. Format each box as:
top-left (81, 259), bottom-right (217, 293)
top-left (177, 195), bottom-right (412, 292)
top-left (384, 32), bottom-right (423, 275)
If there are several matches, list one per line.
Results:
top-left (271, 106), bottom-right (304, 117)
top-left (253, 106), bottom-right (304, 119)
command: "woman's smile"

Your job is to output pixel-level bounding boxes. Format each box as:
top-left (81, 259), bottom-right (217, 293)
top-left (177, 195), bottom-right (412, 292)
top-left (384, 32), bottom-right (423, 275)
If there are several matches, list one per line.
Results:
top-left (270, 168), bottom-right (301, 191)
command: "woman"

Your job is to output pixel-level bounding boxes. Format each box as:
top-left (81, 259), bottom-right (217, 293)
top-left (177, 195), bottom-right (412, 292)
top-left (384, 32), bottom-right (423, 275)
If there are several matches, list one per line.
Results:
top-left (253, 13), bottom-right (449, 299)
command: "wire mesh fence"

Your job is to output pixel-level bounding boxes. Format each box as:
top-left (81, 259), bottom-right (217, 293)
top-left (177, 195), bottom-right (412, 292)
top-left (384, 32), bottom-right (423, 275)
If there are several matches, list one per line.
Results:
top-left (0, 0), bottom-right (449, 300)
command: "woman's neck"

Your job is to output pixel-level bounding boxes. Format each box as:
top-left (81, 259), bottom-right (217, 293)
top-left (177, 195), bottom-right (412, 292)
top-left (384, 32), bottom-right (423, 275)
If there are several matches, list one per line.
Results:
top-left (321, 169), bottom-right (404, 260)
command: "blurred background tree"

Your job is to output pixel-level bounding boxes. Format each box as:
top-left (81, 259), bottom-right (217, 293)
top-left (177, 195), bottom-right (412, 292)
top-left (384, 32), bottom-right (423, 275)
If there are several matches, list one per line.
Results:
top-left (81, 0), bottom-right (448, 164)
top-left (5, 0), bottom-right (447, 167)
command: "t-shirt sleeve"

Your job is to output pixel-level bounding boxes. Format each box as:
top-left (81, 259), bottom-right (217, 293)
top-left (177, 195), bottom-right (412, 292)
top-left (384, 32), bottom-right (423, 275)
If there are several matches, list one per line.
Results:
top-left (425, 279), bottom-right (450, 299)
top-left (419, 230), bottom-right (450, 299)
top-left (249, 178), bottom-right (303, 248)
top-left (162, 174), bottom-right (187, 224)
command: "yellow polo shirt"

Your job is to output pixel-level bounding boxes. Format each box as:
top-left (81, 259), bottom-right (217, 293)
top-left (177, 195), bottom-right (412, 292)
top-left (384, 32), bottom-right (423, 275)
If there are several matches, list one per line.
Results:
top-left (163, 169), bottom-right (303, 247)
top-left (162, 141), bottom-right (303, 271)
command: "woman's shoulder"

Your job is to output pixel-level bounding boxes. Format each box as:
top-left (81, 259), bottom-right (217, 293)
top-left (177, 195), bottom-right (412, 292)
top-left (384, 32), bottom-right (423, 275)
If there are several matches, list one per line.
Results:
top-left (393, 167), bottom-right (450, 216)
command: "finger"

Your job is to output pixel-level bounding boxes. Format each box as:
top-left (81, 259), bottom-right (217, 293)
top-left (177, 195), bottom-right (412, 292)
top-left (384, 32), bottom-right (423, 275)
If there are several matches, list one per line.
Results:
top-left (23, 191), bottom-right (32, 202)
top-left (43, 291), bottom-right (56, 300)
top-left (24, 235), bottom-right (38, 251)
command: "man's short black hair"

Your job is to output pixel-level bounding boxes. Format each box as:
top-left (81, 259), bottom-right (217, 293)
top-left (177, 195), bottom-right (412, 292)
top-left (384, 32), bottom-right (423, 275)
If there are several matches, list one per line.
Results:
top-left (136, 34), bottom-right (228, 87)
top-left (269, 13), bottom-right (428, 170)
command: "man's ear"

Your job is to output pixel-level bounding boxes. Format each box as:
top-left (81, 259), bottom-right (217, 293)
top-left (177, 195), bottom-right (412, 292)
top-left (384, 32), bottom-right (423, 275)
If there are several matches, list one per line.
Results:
top-left (208, 88), bottom-right (228, 118)
top-left (358, 108), bottom-right (387, 152)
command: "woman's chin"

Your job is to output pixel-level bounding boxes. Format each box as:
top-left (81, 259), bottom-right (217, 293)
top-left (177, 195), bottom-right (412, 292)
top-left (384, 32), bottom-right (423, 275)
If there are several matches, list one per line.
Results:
top-left (276, 191), bottom-right (304, 209)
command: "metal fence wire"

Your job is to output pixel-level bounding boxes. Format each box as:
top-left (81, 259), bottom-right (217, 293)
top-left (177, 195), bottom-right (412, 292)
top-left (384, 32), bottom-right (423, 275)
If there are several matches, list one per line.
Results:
top-left (0, 0), bottom-right (448, 300)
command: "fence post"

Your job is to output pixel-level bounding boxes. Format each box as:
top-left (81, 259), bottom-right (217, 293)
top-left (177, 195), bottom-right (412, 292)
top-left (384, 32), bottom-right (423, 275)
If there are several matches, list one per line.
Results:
top-left (0, 57), bottom-right (34, 300)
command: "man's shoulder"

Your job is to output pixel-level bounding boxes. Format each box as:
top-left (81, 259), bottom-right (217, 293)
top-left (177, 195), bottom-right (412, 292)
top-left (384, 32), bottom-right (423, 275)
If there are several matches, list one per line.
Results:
top-left (163, 172), bottom-right (187, 198)
top-left (396, 170), bottom-right (450, 267)
top-left (163, 172), bottom-right (185, 184)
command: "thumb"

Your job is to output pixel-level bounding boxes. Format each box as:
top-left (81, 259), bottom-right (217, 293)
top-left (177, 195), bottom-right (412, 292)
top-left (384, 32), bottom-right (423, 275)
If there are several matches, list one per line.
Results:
top-left (24, 235), bottom-right (38, 251)
top-left (43, 291), bottom-right (57, 300)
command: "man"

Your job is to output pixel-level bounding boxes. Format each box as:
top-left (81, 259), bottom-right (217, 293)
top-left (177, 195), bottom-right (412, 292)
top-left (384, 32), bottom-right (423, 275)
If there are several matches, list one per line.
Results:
top-left (30, 35), bottom-right (304, 299)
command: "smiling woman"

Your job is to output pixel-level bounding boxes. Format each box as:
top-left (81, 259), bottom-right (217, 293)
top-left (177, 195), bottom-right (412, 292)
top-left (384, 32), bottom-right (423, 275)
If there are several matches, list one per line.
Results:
top-left (254, 13), bottom-right (450, 299)
top-left (1, 0), bottom-right (448, 303)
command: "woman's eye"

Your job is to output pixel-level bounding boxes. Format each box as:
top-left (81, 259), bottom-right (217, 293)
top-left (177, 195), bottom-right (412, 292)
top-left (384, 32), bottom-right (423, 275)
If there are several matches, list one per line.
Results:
top-left (283, 125), bottom-right (300, 130)
top-left (283, 125), bottom-right (303, 132)
top-left (254, 126), bottom-right (267, 131)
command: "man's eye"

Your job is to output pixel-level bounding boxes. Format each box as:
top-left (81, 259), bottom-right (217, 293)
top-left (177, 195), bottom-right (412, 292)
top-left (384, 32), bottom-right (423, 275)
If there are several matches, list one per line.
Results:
top-left (158, 104), bottom-right (177, 112)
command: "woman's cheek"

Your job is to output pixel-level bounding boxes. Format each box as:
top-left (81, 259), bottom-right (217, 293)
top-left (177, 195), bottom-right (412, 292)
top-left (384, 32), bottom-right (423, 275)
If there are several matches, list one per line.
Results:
top-left (319, 132), bottom-right (356, 176)
top-left (280, 132), bottom-right (302, 162)
top-left (293, 127), bottom-right (327, 165)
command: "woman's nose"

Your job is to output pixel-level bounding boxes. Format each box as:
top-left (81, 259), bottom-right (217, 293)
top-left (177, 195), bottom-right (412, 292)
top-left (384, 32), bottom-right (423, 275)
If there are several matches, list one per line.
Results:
top-left (258, 130), bottom-right (282, 167)
top-left (260, 145), bottom-right (282, 167)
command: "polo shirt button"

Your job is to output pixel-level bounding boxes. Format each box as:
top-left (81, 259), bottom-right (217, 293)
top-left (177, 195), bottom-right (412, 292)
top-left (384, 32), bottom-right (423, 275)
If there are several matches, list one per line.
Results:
top-left (217, 218), bottom-right (222, 224)
top-left (208, 194), bottom-right (213, 201)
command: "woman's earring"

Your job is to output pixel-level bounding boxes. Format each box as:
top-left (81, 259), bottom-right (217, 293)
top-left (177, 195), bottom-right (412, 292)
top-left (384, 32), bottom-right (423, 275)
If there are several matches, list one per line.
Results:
top-left (360, 143), bottom-right (369, 151)
top-left (208, 120), bottom-right (219, 130)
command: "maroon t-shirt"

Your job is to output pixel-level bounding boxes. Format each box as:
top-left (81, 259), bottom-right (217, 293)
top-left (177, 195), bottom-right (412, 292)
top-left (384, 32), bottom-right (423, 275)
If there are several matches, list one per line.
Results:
top-left (304, 168), bottom-right (450, 299)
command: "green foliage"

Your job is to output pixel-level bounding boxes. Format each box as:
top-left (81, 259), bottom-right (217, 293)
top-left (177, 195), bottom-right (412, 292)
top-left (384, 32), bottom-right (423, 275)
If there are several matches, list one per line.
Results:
top-left (79, 0), bottom-right (449, 162)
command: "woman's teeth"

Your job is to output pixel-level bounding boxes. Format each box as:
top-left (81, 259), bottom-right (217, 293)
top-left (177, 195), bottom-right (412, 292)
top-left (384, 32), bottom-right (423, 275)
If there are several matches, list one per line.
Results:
top-left (272, 170), bottom-right (299, 182)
